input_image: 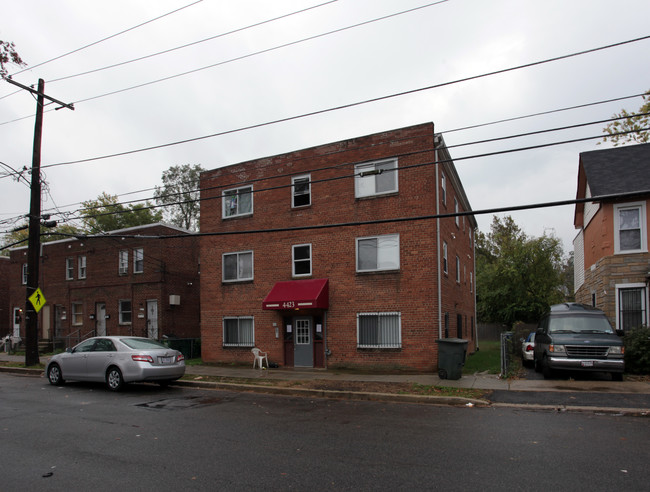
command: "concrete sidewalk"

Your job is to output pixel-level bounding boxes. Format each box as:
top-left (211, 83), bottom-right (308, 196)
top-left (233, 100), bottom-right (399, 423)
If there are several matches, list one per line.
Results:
top-left (2, 352), bottom-right (649, 394)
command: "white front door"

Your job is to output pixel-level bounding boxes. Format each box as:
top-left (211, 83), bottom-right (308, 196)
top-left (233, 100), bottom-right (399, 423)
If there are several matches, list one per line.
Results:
top-left (96, 303), bottom-right (106, 336)
top-left (147, 300), bottom-right (158, 339)
top-left (12, 307), bottom-right (21, 338)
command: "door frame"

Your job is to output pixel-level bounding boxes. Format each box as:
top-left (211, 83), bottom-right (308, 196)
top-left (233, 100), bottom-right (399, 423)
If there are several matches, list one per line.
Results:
top-left (293, 316), bottom-right (313, 368)
top-left (146, 300), bottom-right (159, 339)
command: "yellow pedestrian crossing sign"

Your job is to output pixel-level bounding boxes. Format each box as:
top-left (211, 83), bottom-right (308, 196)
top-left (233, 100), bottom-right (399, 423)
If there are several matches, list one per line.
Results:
top-left (29, 287), bottom-right (46, 313)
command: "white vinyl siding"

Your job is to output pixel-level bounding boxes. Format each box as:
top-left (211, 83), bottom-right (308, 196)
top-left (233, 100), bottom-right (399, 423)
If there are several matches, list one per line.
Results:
top-left (573, 230), bottom-right (585, 291)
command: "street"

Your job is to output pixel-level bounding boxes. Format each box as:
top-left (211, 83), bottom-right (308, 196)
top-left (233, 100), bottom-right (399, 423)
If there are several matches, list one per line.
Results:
top-left (1, 373), bottom-right (648, 491)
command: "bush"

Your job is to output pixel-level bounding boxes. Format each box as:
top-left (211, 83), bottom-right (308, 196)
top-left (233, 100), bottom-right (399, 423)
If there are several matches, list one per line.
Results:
top-left (624, 326), bottom-right (650, 374)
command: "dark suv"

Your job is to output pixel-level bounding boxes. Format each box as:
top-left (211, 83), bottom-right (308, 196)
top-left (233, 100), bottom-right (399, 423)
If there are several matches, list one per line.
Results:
top-left (533, 303), bottom-right (624, 380)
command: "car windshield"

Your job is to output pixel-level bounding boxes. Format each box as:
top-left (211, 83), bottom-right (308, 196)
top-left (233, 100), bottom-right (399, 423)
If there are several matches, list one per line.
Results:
top-left (548, 315), bottom-right (614, 334)
top-left (119, 338), bottom-right (168, 350)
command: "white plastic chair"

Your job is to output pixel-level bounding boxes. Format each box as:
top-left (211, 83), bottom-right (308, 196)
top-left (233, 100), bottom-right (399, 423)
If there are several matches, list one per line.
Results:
top-left (251, 348), bottom-right (269, 369)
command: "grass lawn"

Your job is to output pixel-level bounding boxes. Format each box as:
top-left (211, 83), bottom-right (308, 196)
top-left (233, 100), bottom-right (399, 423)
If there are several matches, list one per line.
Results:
top-left (463, 340), bottom-right (501, 374)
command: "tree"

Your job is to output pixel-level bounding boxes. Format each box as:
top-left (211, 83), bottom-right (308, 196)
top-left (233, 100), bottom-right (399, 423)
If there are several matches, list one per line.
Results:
top-left (154, 164), bottom-right (204, 231)
top-left (1, 222), bottom-right (82, 255)
top-left (0, 40), bottom-right (26, 78)
top-left (476, 216), bottom-right (566, 327)
top-left (601, 89), bottom-right (650, 146)
top-left (80, 192), bottom-right (162, 233)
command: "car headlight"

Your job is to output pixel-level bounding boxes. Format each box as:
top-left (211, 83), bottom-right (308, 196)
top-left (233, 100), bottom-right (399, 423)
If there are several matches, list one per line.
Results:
top-left (608, 346), bottom-right (624, 355)
top-left (549, 344), bottom-right (565, 354)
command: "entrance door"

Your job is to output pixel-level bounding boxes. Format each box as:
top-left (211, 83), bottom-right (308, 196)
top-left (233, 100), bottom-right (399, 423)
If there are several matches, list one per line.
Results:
top-left (147, 300), bottom-right (158, 339)
top-left (294, 317), bottom-right (313, 367)
top-left (95, 302), bottom-right (106, 336)
top-left (13, 307), bottom-right (21, 338)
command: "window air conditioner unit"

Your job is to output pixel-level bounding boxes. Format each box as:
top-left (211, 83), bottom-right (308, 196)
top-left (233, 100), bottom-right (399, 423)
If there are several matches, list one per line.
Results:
top-left (169, 295), bottom-right (181, 306)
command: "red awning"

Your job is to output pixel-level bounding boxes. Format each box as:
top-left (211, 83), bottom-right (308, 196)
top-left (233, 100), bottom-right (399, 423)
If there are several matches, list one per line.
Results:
top-left (262, 278), bottom-right (329, 310)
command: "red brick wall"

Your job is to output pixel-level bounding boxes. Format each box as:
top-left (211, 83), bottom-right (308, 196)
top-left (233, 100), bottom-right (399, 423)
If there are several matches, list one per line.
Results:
top-left (0, 257), bottom-right (10, 336)
top-left (200, 123), bottom-right (476, 371)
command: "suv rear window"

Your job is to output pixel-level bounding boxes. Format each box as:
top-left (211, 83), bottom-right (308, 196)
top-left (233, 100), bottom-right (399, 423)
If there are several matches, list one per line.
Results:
top-left (549, 315), bottom-right (614, 334)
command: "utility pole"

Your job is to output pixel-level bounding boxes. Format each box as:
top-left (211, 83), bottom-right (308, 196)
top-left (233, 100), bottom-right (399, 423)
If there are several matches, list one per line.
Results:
top-left (4, 77), bottom-right (73, 366)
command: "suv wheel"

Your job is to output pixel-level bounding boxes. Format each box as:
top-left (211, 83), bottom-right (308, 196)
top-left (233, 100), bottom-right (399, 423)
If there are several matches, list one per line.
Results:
top-left (534, 356), bottom-right (542, 373)
top-left (542, 356), bottom-right (554, 379)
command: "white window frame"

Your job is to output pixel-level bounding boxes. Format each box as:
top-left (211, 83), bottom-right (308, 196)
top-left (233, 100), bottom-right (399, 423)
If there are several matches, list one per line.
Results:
top-left (292, 244), bottom-right (312, 277)
top-left (66, 257), bottom-right (74, 280)
top-left (292, 174), bottom-right (311, 208)
top-left (222, 185), bottom-right (253, 218)
top-left (133, 248), bottom-right (144, 274)
top-left (21, 263), bottom-right (28, 285)
top-left (613, 202), bottom-right (647, 254)
top-left (119, 299), bottom-right (132, 325)
top-left (356, 234), bottom-right (400, 273)
top-left (441, 171), bottom-right (447, 206)
top-left (442, 241), bottom-right (448, 274)
top-left (456, 256), bottom-right (461, 283)
top-left (71, 302), bottom-right (83, 326)
top-left (223, 316), bottom-right (255, 347)
top-left (454, 198), bottom-right (460, 227)
top-left (78, 256), bottom-right (87, 279)
top-left (357, 312), bottom-right (402, 349)
top-left (615, 283), bottom-right (648, 332)
top-left (354, 158), bottom-right (398, 198)
top-left (223, 251), bottom-right (254, 282)
top-left (119, 250), bottom-right (128, 275)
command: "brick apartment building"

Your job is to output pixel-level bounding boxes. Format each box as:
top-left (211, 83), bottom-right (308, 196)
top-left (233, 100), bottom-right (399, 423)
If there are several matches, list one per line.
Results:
top-left (0, 256), bottom-right (10, 338)
top-left (8, 223), bottom-right (200, 348)
top-left (200, 123), bottom-right (477, 371)
top-left (574, 143), bottom-right (650, 331)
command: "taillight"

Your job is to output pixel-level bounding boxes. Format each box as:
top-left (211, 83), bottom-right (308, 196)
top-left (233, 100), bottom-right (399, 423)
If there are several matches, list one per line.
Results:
top-left (526, 344), bottom-right (534, 351)
top-left (132, 354), bottom-right (154, 363)
top-left (176, 354), bottom-right (185, 362)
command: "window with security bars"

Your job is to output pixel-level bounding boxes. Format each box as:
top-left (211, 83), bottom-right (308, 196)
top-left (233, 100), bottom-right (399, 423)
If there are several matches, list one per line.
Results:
top-left (357, 312), bottom-right (401, 348)
top-left (619, 287), bottom-right (646, 331)
top-left (223, 317), bottom-right (254, 347)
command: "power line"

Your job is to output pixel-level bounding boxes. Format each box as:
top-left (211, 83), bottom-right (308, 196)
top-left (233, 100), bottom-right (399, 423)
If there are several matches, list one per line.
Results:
top-left (47, 1), bottom-right (339, 84)
top-left (32, 34), bottom-right (650, 171)
top-left (7, 0), bottom-right (205, 78)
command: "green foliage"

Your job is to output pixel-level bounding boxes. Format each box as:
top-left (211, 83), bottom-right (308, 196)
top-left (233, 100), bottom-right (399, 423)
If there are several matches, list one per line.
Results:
top-left (476, 216), bottom-right (566, 327)
top-left (0, 40), bottom-right (26, 78)
top-left (1, 222), bottom-right (83, 254)
top-left (80, 192), bottom-right (162, 233)
top-left (601, 90), bottom-right (650, 146)
top-left (624, 326), bottom-right (650, 374)
top-left (154, 164), bottom-right (204, 231)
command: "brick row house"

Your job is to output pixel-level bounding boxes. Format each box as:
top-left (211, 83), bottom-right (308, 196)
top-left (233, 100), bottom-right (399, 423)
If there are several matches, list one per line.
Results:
top-left (199, 123), bottom-right (477, 371)
top-left (573, 143), bottom-right (650, 331)
top-left (8, 223), bottom-right (200, 348)
top-left (0, 256), bottom-right (10, 338)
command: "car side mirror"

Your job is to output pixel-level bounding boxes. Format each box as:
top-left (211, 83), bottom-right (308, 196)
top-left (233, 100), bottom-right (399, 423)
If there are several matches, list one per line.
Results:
top-left (66, 347), bottom-right (73, 353)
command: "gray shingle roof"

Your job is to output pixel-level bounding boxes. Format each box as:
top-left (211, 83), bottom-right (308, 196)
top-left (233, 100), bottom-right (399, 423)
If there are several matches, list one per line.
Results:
top-left (580, 143), bottom-right (650, 196)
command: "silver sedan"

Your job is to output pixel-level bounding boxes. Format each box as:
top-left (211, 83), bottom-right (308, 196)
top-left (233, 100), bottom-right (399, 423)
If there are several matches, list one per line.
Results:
top-left (46, 336), bottom-right (185, 391)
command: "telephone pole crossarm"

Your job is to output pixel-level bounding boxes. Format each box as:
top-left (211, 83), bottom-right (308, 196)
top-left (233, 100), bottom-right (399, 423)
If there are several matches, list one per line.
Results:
top-left (4, 76), bottom-right (74, 111)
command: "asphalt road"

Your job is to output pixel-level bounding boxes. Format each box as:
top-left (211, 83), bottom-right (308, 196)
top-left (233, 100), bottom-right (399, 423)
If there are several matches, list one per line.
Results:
top-left (1, 373), bottom-right (649, 491)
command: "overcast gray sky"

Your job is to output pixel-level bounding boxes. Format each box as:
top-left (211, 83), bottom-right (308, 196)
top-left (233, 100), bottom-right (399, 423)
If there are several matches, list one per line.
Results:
top-left (2, 0), bottom-right (649, 253)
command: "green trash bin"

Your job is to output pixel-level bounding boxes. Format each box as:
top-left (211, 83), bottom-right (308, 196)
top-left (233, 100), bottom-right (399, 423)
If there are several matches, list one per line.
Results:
top-left (435, 338), bottom-right (468, 380)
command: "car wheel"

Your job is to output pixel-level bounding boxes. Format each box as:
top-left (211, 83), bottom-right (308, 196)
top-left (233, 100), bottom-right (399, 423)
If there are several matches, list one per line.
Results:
top-left (47, 363), bottom-right (65, 386)
top-left (542, 356), bottom-right (554, 379)
top-left (106, 366), bottom-right (124, 391)
top-left (611, 373), bottom-right (623, 382)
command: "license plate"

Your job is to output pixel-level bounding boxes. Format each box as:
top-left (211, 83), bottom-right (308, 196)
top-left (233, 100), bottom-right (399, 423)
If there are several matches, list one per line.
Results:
top-left (581, 361), bottom-right (594, 367)
top-left (159, 356), bottom-right (174, 364)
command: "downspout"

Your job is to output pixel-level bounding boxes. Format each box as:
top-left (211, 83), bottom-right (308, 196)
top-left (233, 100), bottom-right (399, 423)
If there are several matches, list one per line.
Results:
top-left (434, 135), bottom-right (442, 340)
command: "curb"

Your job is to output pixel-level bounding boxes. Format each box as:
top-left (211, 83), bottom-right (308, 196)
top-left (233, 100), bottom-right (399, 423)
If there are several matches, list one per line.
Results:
top-left (490, 402), bottom-right (650, 417)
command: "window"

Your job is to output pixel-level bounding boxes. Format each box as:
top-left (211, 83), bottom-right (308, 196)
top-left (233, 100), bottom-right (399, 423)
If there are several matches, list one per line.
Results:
top-left (441, 171), bottom-right (446, 206)
top-left (71, 303), bottom-right (83, 326)
top-left (470, 272), bottom-right (473, 293)
top-left (617, 285), bottom-right (647, 331)
top-left (119, 250), bottom-right (128, 275)
top-left (223, 251), bottom-right (253, 282)
top-left (78, 256), bottom-right (87, 279)
top-left (223, 185), bottom-right (253, 218)
top-left (357, 312), bottom-right (401, 348)
top-left (119, 300), bottom-right (132, 324)
top-left (354, 158), bottom-right (398, 198)
top-left (133, 248), bottom-right (144, 274)
top-left (456, 256), bottom-right (460, 283)
top-left (614, 203), bottom-right (646, 253)
top-left (356, 234), bottom-right (400, 272)
top-left (66, 257), bottom-right (74, 280)
top-left (292, 175), bottom-right (311, 207)
top-left (442, 241), bottom-right (448, 274)
top-left (223, 316), bottom-right (254, 347)
top-left (454, 198), bottom-right (459, 227)
top-left (292, 244), bottom-right (311, 276)
top-left (21, 263), bottom-right (28, 285)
